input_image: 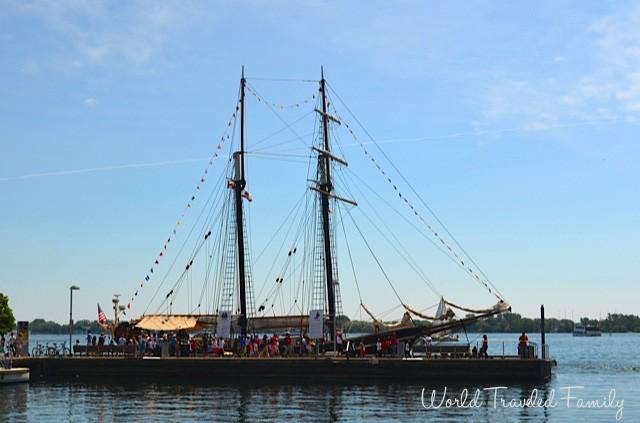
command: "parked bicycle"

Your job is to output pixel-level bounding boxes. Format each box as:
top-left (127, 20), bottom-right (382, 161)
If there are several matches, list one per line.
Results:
top-left (31, 342), bottom-right (47, 356)
top-left (47, 342), bottom-right (71, 357)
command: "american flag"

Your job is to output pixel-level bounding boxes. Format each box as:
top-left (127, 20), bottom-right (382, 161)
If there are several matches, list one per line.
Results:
top-left (97, 303), bottom-right (108, 330)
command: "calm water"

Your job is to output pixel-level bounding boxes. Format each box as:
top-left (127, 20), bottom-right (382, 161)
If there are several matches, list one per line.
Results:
top-left (1, 333), bottom-right (639, 422)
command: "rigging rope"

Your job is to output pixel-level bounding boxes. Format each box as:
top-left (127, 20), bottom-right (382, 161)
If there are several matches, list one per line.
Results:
top-left (334, 113), bottom-right (504, 302)
top-left (326, 83), bottom-right (506, 302)
top-left (246, 84), bottom-right (316, 110)
top-left (345, 209), bottom-right (404, 305)
top-left (334, 168), bottom-right (441, 298)
top-left (131, 99), bottom-right (240, 314)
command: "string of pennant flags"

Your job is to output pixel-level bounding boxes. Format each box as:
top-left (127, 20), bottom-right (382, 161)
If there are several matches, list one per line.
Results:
top-left (246, 84), bottom-right (316, 110)
top-left (338, 115), bottom-right (505, 302)
top-left (126, 99), bottom-right (242, 313)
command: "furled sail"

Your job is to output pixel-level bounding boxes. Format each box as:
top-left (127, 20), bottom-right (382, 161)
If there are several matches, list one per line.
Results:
top-left (360, 303), bottom-right (415, 332)
top-left (402, 301), bottom-right (455, 321)
top-left (444, 299), bottom-right (510, 315)
top-left (135, 315), bottom-right (200, 331)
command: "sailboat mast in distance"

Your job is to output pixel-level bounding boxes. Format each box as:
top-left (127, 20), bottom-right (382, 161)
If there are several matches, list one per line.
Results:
top-left (234, 66), bottom-right (248, 336)
top-left (319, 67), bottom-right (337, 342)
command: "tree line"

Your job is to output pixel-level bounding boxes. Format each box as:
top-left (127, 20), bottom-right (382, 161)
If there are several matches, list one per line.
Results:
top-left (342, 312), bottom-right (640, 334)
top-left (28, 318), bottom-right (105, 334)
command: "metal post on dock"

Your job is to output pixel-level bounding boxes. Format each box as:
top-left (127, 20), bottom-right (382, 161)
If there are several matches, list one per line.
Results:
top-left (540, 304), bottom-right (546, 359)
top-left (69, 285), bottom-right (80, 356)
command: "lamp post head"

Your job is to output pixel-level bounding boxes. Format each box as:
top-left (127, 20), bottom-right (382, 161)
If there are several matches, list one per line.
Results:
top-left (70, 285), bottom-right (80, 290)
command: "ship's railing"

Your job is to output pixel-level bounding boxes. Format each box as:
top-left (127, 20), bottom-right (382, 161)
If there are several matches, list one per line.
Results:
top-left (472, 340), bottom-right (540, 359)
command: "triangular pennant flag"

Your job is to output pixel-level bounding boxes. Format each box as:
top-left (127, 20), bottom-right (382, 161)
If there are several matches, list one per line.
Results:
top-left (160, 252), bottom-right (163, 257)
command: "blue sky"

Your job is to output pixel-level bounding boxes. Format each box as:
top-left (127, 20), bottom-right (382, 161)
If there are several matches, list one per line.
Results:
top-left (1, 1), bottom-right (638, 324)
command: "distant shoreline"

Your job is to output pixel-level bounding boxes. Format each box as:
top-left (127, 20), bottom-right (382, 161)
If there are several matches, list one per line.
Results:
top-left (16, 312), bottom-right (640, 335)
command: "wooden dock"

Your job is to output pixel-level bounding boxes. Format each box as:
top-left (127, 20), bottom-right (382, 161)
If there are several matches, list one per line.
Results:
top-left (12, 356), bottom-right (554, 384)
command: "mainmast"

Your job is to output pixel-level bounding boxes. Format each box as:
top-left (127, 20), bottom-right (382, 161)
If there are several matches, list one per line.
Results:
top-left (319, 67), bottom-right (337, 342)
top-left (233, 66), bottom-right (248, 336)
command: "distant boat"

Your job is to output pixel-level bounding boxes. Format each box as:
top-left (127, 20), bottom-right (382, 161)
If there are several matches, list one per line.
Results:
top-left (573, 324), bottom-right (602, 336)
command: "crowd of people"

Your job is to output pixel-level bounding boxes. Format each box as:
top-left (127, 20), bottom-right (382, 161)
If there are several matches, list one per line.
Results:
top-left (77, 330), bottom-right (353, 358)
top-left (4, 329), bottom-right (532, 360)
top-left (0, 332), bottom-right (25, 357)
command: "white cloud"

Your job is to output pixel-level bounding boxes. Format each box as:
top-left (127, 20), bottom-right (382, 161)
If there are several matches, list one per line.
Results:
top-left (483, 3), bottom-right (640, 126)
top-left (7, 0), bottom-right (202, 69)
top-left (83, 97), bottom-right (97, 107)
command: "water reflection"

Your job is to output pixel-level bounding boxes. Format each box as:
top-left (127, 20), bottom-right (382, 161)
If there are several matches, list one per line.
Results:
top-left (8, 333), bottom-right (637, 421)
top-left (0, 382), bottom-right (28, 416)
top-left (3, 381), bottom-right (561, 422)
top-left (1, 377), bottom-right (635, 422)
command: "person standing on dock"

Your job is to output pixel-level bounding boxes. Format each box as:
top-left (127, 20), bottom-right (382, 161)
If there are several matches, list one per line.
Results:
top-left (518, 332), bottom-right (528, 358)
top-left (358, 341), bottom-right (365, 358)
top-left (335, 330), bottom-right (343, 355)
top-left (480, 334), bottom-right (489, 359)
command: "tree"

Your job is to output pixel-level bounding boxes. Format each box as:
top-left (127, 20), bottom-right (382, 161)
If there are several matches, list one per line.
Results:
top-left (0, 293), bottom-right (16, 334)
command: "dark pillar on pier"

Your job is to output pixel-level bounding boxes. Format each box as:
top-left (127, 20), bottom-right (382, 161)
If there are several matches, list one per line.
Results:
top-left (540, 304), bottom-right (546, 359)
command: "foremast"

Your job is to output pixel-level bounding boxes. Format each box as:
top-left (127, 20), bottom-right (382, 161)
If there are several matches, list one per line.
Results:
top-left (234, 67), bottom-right (248, 336)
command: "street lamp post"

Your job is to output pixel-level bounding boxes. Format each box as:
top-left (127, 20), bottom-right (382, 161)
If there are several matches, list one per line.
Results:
top-left (69, 285), bottom-right (80, 356)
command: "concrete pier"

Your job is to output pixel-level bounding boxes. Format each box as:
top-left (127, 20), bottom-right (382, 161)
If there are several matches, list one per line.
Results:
top-left (13, 356), bottom-right (554, 384)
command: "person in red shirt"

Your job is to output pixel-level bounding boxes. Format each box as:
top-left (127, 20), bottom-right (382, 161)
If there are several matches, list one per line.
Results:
top-left (518, 332), bottom-right (528, 358)
top-left (382, 338), bottom-right (390, 356)
top-left (390, 332), bottom-right (398, 356)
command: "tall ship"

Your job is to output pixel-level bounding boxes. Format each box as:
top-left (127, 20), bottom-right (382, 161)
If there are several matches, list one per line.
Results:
top-left (123, 67), bottom-right (511, 348)
top-left (13, 69), bottom-right (555, 383)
